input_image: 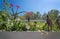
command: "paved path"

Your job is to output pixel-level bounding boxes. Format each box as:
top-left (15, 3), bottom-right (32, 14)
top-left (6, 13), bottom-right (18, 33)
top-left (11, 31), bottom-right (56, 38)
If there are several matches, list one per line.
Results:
top-left (0, 32), bottom-right (60, 39)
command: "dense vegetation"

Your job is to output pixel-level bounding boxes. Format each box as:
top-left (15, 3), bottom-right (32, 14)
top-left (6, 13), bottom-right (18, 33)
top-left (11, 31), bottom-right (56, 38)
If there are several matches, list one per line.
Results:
top-left (0, 0), bottom-right (60, 32)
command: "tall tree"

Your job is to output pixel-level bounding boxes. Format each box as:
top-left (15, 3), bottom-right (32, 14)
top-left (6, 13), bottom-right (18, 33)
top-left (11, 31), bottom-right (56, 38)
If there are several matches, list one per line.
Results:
top-left (48, 9), bottom-right (60, 20)
top-left (35, 11), bottom-right (41, 20)
top-left (42, 12), bottom-right (47, 20)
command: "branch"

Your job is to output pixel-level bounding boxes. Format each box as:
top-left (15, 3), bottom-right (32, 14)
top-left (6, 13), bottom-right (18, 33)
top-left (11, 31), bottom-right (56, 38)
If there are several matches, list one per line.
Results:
top-left (15, 11), bottom-right (26, 15)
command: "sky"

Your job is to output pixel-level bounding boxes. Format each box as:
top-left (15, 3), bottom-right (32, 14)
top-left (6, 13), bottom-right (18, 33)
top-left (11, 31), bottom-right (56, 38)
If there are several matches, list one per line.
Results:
top-left (0, 0), bottom-right (60, 15)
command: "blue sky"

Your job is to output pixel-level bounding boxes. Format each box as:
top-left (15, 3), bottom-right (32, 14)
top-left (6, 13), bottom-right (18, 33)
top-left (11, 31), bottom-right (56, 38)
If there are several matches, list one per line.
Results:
top-left (0, 0), bottom-right (60, 15)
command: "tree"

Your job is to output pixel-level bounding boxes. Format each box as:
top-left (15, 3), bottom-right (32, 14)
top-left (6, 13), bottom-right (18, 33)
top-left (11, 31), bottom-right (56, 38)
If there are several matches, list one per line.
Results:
top-left (34, 11), bottom-right (41, 20)
top-left (42, 13), bottom-right (47, 20)
top-left (29, 12), bottom-right (35, 20)
top-left (48, 9), bottom-right (60, 20)
top-left (22, 11), bottom-right (41, 20)
top-left (55, 15), bottom-right (60, 30)
top-left (43, 15), bottom-right (53, 31)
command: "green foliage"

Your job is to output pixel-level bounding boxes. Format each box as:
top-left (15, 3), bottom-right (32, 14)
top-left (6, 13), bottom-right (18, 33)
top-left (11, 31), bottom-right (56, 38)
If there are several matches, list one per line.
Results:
top-left (21, 11), bottom-right (41, 20)
top-left (42, 13), bottom-right (47, 20)
top-left (48, 9), bottom-right (59, 20)
top-left (0, 9), bottom-right (60, 32)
